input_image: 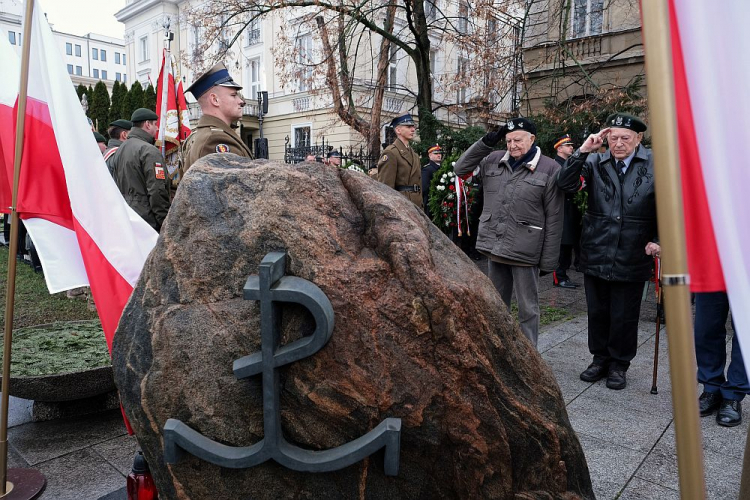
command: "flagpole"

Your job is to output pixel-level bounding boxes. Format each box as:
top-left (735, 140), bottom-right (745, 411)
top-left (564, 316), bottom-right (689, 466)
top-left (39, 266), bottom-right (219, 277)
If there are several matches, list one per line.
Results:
top-left (640, 2), bottom-right (705, 499)
top-left (158, 23), bottom-right (172, 159)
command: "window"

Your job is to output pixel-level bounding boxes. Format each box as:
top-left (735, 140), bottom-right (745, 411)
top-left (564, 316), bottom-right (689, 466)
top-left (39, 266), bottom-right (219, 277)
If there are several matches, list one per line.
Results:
top-left (123, 74), bottom-right (127, 83)
top-left (93, 68), bottom-right (99, 78)
top-left (386, 45), bottom-right (398, 90)
top-left (292, 125), bottom-right (311, 147)
top-left (457, 56), bottom-right (469, 104)
top-left (458, 0), bottom-right (469, 34)
top-left (424, 0), bottom-right (437, 22)
top-left (295, 34), bottom-right (312, 92)
top-left (572, 0), bottom-right (604, 38)
top-left (66, 42), bottom-right (72, 55)
top-left (245, 18), bottom-right (261, 46)
top-left (101, 49), bottom-right (107, 62)
top-left (116, 72), bottom-right (121, 81)
top-left (248, 57), bottom-right (261, 100)
top-left (8, 32), bottom-right (16, 45)
top-left (92, 48), bottom-right (98, 60)
top-left (429, 48), bottom-right (438, 78)
top-left (102, 70), bottom-right (107, 80)
top-left (115, 52), bottom-right (120, 64)
top-left (75, 44), bottom-right (81, 57)
top-left (76, 66), bottom-right (82, 76)
top-left (17, 33), bottom-right (21, 46)
top-left (67, 64), bottom-right (73, 74)
top-left (139, 36), bottom-right (148, 62)
top-left (122, 53), bottom-right (126, 65)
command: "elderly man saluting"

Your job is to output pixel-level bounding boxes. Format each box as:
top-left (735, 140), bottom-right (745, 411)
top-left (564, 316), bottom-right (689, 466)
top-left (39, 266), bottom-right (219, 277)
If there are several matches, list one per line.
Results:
top-left (557, 113), bottom-right (660, 390)
top-left (454, 118), bottom-right (563, 347)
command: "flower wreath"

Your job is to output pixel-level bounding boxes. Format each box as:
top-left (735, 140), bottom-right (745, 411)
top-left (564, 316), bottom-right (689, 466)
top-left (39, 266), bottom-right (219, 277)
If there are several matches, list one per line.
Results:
top-left (428, 162), bottom-right (480, 235)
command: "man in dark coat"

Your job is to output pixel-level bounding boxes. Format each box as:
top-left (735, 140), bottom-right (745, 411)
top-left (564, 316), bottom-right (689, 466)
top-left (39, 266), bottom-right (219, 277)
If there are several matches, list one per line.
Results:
top-left (112, 108), bottom-right (171, 232)
top-left (377, 114), bottom-right (422, 208)
top-left (557, 113), bottom-right (660, 390)
top-left (552, 134), bottom-right (581, 289)
top-left (422, 144), bottom-right (442, 218)
top-left (183, 63), bottom-right (252, 172)
top-left (455, 117), bottom-right (563, 347)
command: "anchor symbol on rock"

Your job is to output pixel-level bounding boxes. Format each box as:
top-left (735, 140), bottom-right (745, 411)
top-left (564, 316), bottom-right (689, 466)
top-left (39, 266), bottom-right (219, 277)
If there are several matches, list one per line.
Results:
top-left (163, 252), bottom-right (402, 475)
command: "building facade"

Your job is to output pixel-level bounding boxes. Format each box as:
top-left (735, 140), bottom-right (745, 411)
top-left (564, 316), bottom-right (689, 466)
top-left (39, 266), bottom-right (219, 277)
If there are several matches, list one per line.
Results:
top-left (522, 0), bottom-right (645, 113)
top-left (0, 0), bottom-right (129, 93)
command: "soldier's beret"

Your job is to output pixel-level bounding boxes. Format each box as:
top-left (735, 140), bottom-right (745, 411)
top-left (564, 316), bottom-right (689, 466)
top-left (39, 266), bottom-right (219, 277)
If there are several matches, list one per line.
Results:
top-left (390, 113), bottom-right (416, 128)
top-left (553, 134), bottom-right (574, 149)
top-left (606, 113), bottom-right (647, 133)
top-left (131, 108), bottom-right (158, 122)
top-left (186, 62), bottom-right (243, 99)
top-left (93, 131), bottom-right (106, 143)
top-left (427, 144), bottom-right (443, 154)
top-left (109, 119), bottom-right (132, 130)
top-left (503, 117), bottom-right (537, 136)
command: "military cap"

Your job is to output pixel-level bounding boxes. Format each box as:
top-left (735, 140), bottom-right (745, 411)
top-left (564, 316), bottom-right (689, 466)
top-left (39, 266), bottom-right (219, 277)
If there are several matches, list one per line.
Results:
top-left (427, 144), bottom-right (443, 154)
top-left (109, 119), bottom-right (132, 130)
top-left (502, 117), bottom-right (537, 136)
top-left (131, 108), bottom-right (158, 122)
top-left (390, 113), bottom-right (416, 128)
top-left (93, 131), bottom-right (106, 143)
top-left (327, 150), bottom-right (342, 158)
top-left (553, 134), bottom-right (574, 149)
top-left (185, 62), bottom-right (243, 99)
top-left (606, 113), bottom-right (647, 133)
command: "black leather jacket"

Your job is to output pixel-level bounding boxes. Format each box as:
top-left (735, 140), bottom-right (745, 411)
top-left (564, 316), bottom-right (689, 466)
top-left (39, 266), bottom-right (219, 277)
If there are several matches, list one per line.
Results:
top-left (557, 145), bottom-right (657, 281)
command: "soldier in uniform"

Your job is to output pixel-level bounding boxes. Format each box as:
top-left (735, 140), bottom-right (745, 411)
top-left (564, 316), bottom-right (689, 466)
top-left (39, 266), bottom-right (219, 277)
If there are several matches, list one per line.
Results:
top-left (112, 108), bottom-right (171, 232)
top-left (104, 119), bottom-right (132, 175)
top-left (183, 63), bottom-right (252, 172)
top-left (93, 132), bottom-right (107, 154)
top-left (377, 113), bottom-right (422, 208)
top-left (422, 143), bottom-right (442, 218)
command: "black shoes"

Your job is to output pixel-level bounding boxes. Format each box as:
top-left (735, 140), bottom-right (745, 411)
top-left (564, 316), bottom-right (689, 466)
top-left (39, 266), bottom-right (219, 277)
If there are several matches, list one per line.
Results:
top-left (698, 392), bottom-right (722, 417)
top-left (554, 279), bottom-right (579, 289)
top-left (606, 369), bottom-right (627, 390)
top-left (580, 363), bottom-right (609, 382)
top-left (717, 400), bottom-right (742, 427)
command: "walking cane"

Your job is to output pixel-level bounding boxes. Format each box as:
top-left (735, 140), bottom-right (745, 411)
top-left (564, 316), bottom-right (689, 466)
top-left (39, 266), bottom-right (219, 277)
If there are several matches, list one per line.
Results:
top-left (651, 255), bottom-right (663, 395)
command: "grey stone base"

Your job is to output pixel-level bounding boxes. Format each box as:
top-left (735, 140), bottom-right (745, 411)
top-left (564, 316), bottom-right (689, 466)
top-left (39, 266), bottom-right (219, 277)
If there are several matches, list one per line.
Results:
top-left (31, 390), bottom-right (120, 422)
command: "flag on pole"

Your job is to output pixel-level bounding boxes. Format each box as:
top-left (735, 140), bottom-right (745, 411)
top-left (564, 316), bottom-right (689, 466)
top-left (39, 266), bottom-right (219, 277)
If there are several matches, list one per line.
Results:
top-left (0, 0), bottom-right (158, 349)
top-left (670, 0), bottom-right (750, 359)
top-left (156, 48), bottom-right (191, 179)
top-left (0, 34), bottom-right (19, 213)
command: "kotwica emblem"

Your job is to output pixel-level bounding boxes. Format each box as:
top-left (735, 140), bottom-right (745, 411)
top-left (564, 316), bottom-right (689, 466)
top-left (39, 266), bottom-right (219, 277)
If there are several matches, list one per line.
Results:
top-left (163, 252), bottom-right (402, 475)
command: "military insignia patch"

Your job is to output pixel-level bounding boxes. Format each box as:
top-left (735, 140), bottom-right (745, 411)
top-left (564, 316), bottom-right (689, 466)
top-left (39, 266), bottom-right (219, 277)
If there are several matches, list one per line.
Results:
top-left (216, 144), bottom-right (230, 153)
top-left (381, 154), bottom-right (388, 162)
top-left (154, 164), bottom-right (166, 180)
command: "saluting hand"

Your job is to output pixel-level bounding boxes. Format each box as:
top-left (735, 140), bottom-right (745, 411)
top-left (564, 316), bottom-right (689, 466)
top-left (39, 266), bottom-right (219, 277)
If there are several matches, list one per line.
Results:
top-left (579, 128), bottom-right (611, 153)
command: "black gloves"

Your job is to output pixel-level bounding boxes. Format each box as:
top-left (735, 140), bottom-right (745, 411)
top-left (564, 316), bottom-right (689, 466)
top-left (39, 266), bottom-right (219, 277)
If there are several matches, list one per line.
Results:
top-left (482, 127), bottom-right (505, 147)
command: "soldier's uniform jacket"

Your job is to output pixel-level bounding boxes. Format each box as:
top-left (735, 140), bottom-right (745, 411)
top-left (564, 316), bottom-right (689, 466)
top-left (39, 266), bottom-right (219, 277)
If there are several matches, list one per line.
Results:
top-left (112, 127), bottom-right (171, 232)
top-left (104, 138), bottom-right (122, 176)
top-left (377, 138), bottom-right (422, 208)
top-left (454, 139), bottom-right (563, 272)
top-left (183, 115), bottom-right (252, 172)
top-left (557, 145), bottom-right (656, 282)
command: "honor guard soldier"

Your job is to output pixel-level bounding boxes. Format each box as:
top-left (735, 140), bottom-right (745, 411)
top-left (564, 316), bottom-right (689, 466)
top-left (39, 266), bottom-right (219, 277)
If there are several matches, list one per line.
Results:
top-left (112, 107), bottom-right (171, 232)
top-left (377, 113), bottom-right (422, 208)
top-left (104, 119), bottom-right (132, 175)
top-left (422, 144), bottom-right (442, 218)
top-left (183, 63), bottom-right (252, 172)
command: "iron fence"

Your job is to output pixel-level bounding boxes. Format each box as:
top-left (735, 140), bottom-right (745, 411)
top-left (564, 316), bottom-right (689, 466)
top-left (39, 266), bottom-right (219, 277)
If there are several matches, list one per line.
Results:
top-left (284, 136), bottom-right (378, 172)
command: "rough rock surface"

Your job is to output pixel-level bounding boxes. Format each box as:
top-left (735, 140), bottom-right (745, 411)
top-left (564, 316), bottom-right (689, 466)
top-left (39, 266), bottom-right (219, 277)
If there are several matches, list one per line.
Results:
top-left (113, 154), bottom-right (594, 500)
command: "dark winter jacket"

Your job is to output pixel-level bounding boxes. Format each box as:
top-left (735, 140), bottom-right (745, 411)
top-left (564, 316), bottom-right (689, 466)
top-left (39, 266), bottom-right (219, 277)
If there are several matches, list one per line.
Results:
top-left (557, 145), bottom-right (657, 281)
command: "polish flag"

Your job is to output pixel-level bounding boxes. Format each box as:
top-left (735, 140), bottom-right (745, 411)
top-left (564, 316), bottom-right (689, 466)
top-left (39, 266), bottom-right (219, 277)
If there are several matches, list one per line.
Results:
top-left (156, 48), bottom-right (191, 157)
top-left (0, 1), bottom-right (157, 349)
top-left (670, 1), bottom-right (750, 355)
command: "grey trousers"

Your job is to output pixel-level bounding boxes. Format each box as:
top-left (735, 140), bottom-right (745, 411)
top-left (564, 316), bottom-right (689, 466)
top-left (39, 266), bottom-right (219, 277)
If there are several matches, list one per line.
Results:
top-left (488, 261), bottom-right (540, 347)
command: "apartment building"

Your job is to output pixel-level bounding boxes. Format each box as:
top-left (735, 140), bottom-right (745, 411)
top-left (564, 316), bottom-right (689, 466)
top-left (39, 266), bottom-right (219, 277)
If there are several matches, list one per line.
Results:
top-left (522, 0), bottom-right (645, 113)
top-left (0, 0), bottom-right (128, 92)
top-left (116, 0), bottom-right (521, 160)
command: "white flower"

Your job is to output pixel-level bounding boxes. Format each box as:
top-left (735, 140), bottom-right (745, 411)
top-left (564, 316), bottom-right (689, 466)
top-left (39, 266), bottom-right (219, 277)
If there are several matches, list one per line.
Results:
top-left (447, 194), bottom-right (454, 200)
top-left (437, 185), bottom-right (445, 191)
top-left (451, 161), bottom-right (456, 167)
top-left (347, 165), bottom-right (365, 173)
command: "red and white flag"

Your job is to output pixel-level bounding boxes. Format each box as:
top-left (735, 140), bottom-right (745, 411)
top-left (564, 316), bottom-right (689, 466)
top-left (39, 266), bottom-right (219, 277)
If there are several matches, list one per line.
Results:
top-left (670, 1), bottom-right (750, 360)
top-left (156, 48), bottom-right (191, 158)
top-left (0, 0), bottom-right (158, 349)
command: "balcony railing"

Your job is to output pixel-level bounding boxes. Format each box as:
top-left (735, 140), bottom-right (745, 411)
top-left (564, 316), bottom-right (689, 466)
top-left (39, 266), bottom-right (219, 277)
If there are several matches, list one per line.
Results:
top-left (188, 102), bottom-right (202, 120)
top-left (292, 97), bottom-right (310, 112)
top-left (245, 29), bottom-right (261, 46)
top-left (243, 102), bottom-right (258, 116)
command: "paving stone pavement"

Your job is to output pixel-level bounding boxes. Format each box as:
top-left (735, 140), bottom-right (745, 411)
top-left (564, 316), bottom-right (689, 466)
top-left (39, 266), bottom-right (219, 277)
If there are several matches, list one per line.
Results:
top-left (1, 263), bottom-right (744, 499)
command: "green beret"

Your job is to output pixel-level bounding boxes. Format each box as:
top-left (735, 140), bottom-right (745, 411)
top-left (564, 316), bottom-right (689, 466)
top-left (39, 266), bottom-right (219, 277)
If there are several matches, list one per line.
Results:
top-left (93, 131), bottom-right (106, 143)
top-left (131, 108), bottom-right (158, 122)
top-left (606, 113), bottom-right (647, 133)
top-left (109, 119), bottom-right (132, 130)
